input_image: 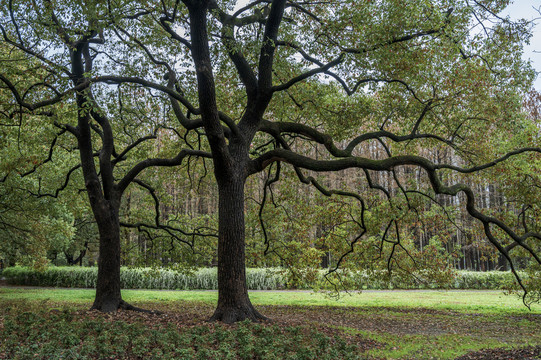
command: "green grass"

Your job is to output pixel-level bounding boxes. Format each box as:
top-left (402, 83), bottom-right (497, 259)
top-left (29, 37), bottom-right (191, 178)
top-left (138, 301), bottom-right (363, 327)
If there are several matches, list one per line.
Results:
top-left (358, 332), bottom-right (505, 359)
top-left (1, 288), bottom-right (539, 314)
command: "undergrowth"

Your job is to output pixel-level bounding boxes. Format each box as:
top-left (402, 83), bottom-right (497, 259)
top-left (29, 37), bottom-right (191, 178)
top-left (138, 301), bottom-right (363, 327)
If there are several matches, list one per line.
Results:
top-left (0, 303), bottom-right (364, 360)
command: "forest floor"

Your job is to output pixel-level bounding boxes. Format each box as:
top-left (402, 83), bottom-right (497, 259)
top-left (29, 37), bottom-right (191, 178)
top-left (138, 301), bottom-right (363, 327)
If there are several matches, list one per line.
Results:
top-left (1, 286), bottom-right (540, 359)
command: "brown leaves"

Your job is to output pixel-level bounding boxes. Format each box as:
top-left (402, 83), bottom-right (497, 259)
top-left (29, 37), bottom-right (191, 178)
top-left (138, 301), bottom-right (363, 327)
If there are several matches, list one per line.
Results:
top-left (455, 346), bottom-right (541, 360)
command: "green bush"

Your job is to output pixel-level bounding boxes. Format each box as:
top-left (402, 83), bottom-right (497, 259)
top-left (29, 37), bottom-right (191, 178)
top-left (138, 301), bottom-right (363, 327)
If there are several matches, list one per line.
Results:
top-left (1, 266), bottom-right (286, 290)
top-left (3, 266), bottom-right (97, 288)
top-left (452, 271), bottom-right (516, 290)
top-left (1, 266), bottom-right (519, 290)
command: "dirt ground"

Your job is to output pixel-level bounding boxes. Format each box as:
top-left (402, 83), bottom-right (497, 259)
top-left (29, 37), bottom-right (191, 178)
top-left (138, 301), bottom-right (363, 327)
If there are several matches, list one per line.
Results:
top-left (262, 305), bottom-right (541, 359)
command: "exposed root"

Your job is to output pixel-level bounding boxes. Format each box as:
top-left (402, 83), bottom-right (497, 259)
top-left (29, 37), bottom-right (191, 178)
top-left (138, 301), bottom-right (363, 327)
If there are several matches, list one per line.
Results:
top-left (90, 298), bottom-right (120, 313)
top-left (209, 305), bottom-right (269, 324)
top-left (120, 300), bottom-right (163, 315)
top-left (90, 299), bottom-right (162, 315)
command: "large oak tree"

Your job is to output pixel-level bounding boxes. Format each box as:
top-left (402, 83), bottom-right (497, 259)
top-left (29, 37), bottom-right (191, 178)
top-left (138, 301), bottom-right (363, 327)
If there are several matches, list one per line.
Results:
top-left (0, 1), bottom-right (210, 312)
top-left (119, 0), bottom-right (539, 322)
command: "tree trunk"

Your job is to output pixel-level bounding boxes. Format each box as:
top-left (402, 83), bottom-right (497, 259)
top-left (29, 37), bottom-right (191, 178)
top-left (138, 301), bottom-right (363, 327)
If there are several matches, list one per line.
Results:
top-left (90, 200), bottom-right (123, 312)
top-left (89, 201), bottom-right (158, 315)
top-left (209, 175), bottom-right (266, 323)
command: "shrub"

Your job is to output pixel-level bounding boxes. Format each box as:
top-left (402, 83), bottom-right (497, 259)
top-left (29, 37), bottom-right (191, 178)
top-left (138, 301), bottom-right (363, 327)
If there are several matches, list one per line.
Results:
top-left (3, 266), bottom-right (97, 288)
top-left (452, 271), bottom-right (516, 290)
top-left (1, 266), bottom-right (520, 291)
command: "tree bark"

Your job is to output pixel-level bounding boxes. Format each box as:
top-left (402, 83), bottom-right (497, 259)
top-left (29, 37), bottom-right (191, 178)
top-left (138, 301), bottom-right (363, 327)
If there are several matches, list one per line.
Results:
top-left (209, 174), bottom-right (267, 323)
top-left (87, 198), bottom-right (157, 314)
top-left (90, 200), bottom-right (123, 312)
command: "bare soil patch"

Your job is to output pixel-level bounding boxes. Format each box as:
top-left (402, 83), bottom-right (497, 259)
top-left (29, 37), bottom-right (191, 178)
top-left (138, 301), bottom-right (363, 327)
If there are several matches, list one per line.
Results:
top-left (455, 345), bottom-right (541, 360)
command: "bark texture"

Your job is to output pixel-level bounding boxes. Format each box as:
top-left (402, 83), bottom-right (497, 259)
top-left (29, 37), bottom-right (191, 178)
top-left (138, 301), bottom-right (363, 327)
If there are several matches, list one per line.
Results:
top-left (90, 201), bottom-right (122, 312)
top-left (209, 176), bottom-right (267, 323)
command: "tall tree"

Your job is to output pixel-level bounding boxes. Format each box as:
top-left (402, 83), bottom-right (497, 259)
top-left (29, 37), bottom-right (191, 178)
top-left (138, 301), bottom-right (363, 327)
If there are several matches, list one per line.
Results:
top-left (106, 0), bottom-right (537, 322)
top-left (0, 1), bottom-right (210, 312)
top-left (0, 41), bottom-right (78, 268)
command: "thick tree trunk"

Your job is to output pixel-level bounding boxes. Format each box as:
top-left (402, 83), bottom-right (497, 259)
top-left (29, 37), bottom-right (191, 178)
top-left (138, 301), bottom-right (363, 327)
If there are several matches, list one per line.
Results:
top-left (89, 204), bottom-right (158, 314)
top-left (209, 176), bottom-right (267, 323)
top-left (90, 201), bottom-right (123, 312)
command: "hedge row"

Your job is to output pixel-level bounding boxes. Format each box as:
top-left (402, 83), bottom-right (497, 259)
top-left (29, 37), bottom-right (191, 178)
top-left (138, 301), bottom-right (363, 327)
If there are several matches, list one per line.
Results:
top-left (1, 266), bottom-right (285, 290)
top-left (451, 270), bottom-right (517, 290)
top-left (1, 266), bottom-right (518, 290)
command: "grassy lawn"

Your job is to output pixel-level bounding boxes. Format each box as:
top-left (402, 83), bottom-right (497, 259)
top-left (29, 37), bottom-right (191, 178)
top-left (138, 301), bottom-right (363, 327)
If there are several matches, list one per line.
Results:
top-left (1, 288), bottom-right (540, 313)
top-left (1, 288), bottom-right (540, 359)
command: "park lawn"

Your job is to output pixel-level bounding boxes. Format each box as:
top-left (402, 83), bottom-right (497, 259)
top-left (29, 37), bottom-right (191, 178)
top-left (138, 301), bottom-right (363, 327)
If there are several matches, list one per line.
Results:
top-left (1, 288), bottom-right (540, 359)
top-left (1, 288), bottom-right (540, 314)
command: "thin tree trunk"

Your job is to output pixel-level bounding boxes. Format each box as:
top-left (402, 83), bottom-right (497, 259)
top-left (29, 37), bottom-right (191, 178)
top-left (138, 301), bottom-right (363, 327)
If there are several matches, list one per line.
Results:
top-left (209, 175), bottom-right (266, 323)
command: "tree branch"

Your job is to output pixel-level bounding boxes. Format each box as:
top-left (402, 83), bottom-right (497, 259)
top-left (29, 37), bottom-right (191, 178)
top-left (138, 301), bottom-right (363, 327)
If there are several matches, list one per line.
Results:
top-left (117, 149), bottom-right (212, 194)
